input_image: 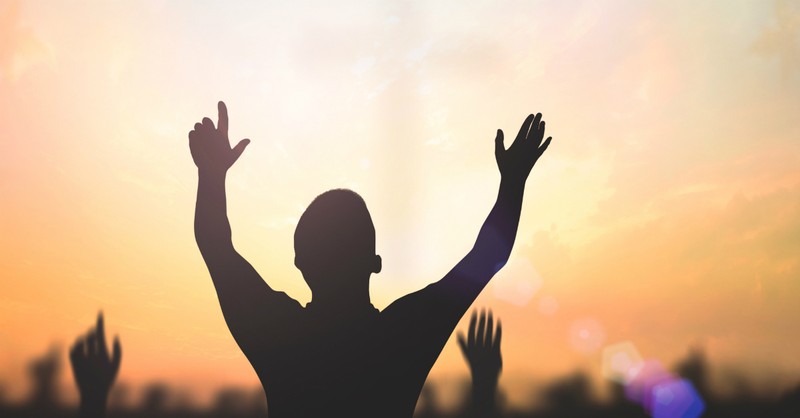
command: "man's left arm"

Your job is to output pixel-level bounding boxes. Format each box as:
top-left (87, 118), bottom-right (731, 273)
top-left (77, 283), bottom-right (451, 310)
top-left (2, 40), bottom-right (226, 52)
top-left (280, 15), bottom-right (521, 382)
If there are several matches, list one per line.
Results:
top-left (385, 113), bottom-right (552, 330)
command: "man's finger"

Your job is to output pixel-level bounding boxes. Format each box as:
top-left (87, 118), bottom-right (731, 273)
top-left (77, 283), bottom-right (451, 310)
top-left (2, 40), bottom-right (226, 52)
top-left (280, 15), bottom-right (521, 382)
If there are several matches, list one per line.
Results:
top-left (516, 114), bottom-right (534, 142)
top-left (70, 340), bottom-right (84, 362)
top-left (232, 139), bottom-right (250, 161)
top-left (539, 137), bottom-right (552, 155)
top-left (494, 129), bottom-right (505, 159)
top-left (96, 312), bottom-right (108, 359)
top-left (202, 117), bottom-right (215, 130)
top-left (457, 332), bottom-right (468, 355)
top-left (486, 311), bottom-right (494, 347)
top-left (494, 321), bottom-right (502, 351)
top-left (111, 336), bottom-right (122, 373)
top-left (467, 311), bottom-right (477, 346)
top-left (477, 310), bottom-right (487, 344)
top-left (527, 113), bottom-right (542, 143)
top-left (218, 101), bottom-right (228, 135)
top-left (532, 120), bottom-right (546, 146)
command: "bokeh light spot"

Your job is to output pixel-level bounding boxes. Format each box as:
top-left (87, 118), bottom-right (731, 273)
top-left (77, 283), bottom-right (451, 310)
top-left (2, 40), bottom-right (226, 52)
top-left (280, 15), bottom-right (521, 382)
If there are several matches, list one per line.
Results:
top-left (492, 256), bottom-right (542, 306)
top-left (569, 318), bottom-right (605, 354)
top-left (602, 341), bottom-right (644, 384)
top-left (624, 360), bottom-right (672, 408)
top-left (538, 295), bottom-right (559, 315)
top-left (652, 379), bottom-right (705, 418)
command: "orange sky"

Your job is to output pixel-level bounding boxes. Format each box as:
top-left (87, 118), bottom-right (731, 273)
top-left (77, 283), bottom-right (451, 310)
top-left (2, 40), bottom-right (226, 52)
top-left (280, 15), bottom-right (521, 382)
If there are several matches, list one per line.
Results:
top-left (1, 0), bottom-right (799, 409)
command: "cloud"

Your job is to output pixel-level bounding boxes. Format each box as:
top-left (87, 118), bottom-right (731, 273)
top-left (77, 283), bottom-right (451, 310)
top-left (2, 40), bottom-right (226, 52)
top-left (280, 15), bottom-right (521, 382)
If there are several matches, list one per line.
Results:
top-left (751, 0), bottom-right (800, 80)
top-left (545, 180), bottom-right (800, 368)
top-left (0, 1), bottom-right (54, 83)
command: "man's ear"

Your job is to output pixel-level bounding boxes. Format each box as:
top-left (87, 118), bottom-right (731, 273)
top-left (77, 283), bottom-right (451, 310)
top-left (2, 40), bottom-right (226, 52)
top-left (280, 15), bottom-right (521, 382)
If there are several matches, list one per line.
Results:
top-left (294, 255), bottom-right (303, 270)
top-left (372, 255), bottom-right (382, 274)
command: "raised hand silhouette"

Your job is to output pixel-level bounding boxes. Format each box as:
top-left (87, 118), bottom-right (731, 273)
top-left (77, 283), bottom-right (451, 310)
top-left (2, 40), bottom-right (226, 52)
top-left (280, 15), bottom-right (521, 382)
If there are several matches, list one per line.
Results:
top-left (27, 346), bottom-right (61, 411)
top-left (495, 113), bottom-right (551, 184)
top-left (459, 309), bottom-right (502, 417)
top-left (70, 312), bottom-right (121, 418)
top-left (189, 101), bottom-right (250, 174)
top-left (190, 102), bottom-right (552, 418)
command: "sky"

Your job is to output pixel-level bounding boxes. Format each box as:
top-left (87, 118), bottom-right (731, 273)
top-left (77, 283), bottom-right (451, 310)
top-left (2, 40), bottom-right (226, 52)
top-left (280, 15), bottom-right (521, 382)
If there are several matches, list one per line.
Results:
top-left (1, 0), bottom-right (799, 410)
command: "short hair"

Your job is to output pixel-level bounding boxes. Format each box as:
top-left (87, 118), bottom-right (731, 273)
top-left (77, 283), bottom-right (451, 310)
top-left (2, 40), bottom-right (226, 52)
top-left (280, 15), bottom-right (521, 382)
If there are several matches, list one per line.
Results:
top-left (294, 189), bottom-right (376, 266)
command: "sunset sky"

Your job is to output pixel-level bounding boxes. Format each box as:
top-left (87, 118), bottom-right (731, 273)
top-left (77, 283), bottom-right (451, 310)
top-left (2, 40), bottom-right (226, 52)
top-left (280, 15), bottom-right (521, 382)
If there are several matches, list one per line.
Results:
top-left (1, 0), bottom-right (799, 410)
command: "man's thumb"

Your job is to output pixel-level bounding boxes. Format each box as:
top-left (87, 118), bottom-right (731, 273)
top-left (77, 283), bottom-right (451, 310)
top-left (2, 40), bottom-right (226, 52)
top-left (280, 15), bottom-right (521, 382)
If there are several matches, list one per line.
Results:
top-left (494, 129), bottom-right (504, 158)
top-left (232, 139), bottom-right (250, 159)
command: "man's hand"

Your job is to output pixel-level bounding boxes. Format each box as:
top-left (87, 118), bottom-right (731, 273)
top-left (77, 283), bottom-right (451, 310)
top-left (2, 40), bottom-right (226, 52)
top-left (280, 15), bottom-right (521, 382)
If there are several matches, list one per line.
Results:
top-left (495, 113), bottom-right (551, 183)
top-left (189, 101), bottom-right (250, 174)
top-left (70, 312), bottom-right (121, 418)
top-left (458, 309), bottom-right (503, 388)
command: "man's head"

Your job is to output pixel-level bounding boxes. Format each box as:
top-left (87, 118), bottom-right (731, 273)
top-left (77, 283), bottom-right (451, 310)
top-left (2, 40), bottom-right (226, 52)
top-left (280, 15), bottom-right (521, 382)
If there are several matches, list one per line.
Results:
top-left (294, 189), bottom-right (381, 293)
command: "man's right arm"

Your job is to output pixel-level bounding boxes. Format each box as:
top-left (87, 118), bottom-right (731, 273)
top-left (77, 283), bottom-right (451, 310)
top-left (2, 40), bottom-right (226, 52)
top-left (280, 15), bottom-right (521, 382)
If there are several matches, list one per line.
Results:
top-left (191, 101), bottom-right (297, 349)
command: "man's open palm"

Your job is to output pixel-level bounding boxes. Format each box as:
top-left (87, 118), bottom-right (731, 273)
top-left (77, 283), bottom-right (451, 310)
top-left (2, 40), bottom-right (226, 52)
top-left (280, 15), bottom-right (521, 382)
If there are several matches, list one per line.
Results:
top-left (458, 309), bottom-right (502, 386)
top-left (495, 113), bottom-right (551, 183)
top-left (189, 101), bottom-right (250, 174)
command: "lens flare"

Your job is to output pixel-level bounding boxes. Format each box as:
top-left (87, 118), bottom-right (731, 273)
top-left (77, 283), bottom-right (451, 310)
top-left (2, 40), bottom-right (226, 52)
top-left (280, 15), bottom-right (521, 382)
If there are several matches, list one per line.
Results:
top-left (602, 341), bottom-right (644, 384)
top-left (569, 318), bottom-right (605, 353)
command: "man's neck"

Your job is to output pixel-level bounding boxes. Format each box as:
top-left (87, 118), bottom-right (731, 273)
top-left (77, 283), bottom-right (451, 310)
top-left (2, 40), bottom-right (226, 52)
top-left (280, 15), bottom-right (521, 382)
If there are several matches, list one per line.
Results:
top-left (308, 286), bottom-right (375, 315)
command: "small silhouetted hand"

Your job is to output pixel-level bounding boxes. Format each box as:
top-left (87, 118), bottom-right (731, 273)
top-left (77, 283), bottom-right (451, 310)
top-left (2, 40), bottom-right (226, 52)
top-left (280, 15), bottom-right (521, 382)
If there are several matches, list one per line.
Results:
top-left (458, 309), bottom-right (502, 417)
top-left (495, 113), bottom-right (551, 184)
top-left (70, 312), bottom-right (121, 418)
top-left (189, 101), bottom-right (250, 175)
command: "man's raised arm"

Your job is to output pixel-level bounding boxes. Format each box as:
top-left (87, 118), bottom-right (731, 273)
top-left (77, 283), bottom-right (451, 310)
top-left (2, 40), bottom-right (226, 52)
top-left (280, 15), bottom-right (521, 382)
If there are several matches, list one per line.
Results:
top-left (406, 114), bottom-right (552, 317)
top-left (189, 101), bottom-right (290, 346)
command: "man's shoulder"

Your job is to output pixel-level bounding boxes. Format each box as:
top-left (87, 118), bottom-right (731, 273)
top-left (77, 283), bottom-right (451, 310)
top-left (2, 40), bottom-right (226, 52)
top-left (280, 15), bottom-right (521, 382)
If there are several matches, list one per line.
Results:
top-left (270, 290), bottom-right (305, 312)
top-left (242, 289), bottom-right (304, 321)
top-left (380, 281), bottom-right (456, 323)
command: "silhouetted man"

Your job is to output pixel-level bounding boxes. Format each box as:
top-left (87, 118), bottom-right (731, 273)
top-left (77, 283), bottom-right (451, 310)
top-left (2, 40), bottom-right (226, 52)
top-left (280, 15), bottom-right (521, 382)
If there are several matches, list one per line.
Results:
top-left (189, 101), bottom-right (552, 418)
